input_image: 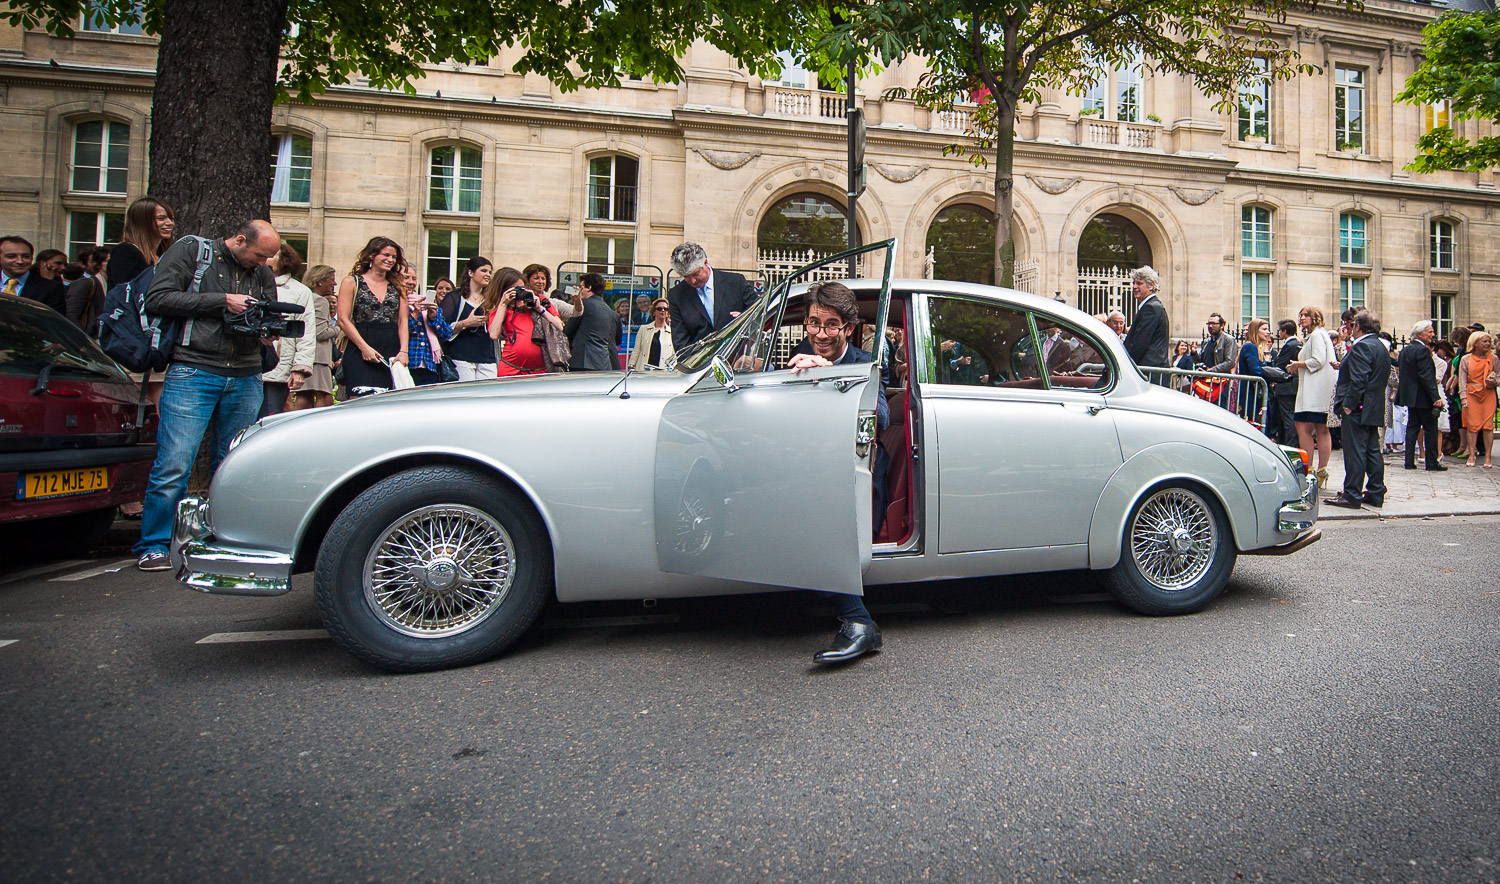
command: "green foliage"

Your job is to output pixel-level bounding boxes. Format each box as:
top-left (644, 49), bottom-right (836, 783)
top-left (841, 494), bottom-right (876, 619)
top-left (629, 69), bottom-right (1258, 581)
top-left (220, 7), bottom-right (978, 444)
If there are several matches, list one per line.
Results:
top-left (1, 0), bottom-right (820, 102)
top-left (1398, 10), bottom-right (1500, 172)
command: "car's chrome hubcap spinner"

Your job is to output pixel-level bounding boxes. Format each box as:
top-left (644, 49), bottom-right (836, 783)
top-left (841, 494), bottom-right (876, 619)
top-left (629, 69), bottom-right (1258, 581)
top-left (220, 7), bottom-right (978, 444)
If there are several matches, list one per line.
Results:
top-left (1130, 489), bottom-right (1216, 591)
top-left (363, 504), bottom-right (516, 638)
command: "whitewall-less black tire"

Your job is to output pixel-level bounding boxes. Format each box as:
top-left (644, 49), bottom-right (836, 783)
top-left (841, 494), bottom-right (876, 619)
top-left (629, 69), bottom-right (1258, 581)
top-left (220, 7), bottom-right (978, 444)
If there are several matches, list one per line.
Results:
top-left (1104, 483), bottom-right (1236, 616)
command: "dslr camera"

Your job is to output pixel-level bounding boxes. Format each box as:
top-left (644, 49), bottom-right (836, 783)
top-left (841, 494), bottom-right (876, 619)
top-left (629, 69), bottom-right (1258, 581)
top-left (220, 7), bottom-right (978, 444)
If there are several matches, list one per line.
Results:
top-left (223, 299), bottom-right (306, 339)
top-left (511, 285), bottom-right (551, 312)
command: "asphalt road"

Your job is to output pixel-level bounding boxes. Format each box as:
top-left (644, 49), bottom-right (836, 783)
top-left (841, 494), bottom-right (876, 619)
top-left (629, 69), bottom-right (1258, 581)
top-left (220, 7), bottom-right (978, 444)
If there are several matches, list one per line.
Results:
top-left (2, 516), bottom-right (1497, 882)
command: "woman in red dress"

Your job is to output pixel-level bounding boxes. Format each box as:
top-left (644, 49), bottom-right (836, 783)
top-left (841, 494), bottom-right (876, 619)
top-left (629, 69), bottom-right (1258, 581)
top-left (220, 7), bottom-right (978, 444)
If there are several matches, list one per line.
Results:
top-left (487, 267), bottom-right (565, 376)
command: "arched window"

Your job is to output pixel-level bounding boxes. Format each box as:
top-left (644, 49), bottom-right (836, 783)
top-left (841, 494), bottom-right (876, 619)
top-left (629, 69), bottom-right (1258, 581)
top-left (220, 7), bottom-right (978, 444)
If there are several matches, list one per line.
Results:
top-left (757, 193), bottom-right (850, 255)
top-left (269, 132), bottom-right (313, 205)
top-left (428, 145), bottom-right (482, 214)
top-left (925, 204), bottom-right (996, 285)
top-left (1077, 213), bottom-right (1151, 269)
top-left (71, 119), bottom-right (129, 194)
top-left (1430, 219), bottom-right (1456, 271)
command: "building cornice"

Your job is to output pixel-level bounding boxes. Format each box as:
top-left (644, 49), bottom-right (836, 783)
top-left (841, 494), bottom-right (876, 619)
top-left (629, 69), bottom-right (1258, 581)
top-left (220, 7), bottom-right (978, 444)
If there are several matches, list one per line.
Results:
top-left (1229, 165), bottom-right (1500, 202)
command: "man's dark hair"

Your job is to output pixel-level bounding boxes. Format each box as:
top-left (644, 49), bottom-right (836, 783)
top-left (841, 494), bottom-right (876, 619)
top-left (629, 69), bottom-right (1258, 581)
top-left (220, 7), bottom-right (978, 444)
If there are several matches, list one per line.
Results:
top-left (1341, 307), bottom-right (1360, 324)
top-left (62, 262), bottom-right (85, 282)
top-left (580, 272), bottom-right (605, 294)
top-left (0, 235), bottom-right (34, 253)
top-left (1278, 319), bottom-right (1297, 336)
top-left (89, 247), bottom-right (109, 265)
top-left (1354, 310), bottom-right (1380, 335)
top-left (235, 220), bottom-right (267, 244)
top-left (1207, 312), bottom-right (1225, 325)
top-left (806, 281), bottom-right (859, 325)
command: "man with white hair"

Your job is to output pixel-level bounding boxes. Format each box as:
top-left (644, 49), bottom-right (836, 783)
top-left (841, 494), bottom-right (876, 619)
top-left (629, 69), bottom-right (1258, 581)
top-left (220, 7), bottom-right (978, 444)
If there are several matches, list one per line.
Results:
top-left (1396, 319), bottom-right (1447, 471)
top-left (1123, 264), bottom-right (1169, 371)
top-left (1104, 310), bottom-right (1127, 339)
top-left (666, 242), bottom-right (758, 352)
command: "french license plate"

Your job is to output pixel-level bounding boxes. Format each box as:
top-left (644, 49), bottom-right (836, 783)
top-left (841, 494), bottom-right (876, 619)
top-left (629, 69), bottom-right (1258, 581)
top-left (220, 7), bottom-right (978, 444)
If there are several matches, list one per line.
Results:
top-left (16, 467), bottom-right (110, 500)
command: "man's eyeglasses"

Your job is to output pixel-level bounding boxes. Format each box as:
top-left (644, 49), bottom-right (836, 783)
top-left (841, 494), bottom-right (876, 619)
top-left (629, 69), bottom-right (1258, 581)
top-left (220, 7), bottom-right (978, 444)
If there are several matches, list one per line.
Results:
top-left (805, 320), bottom-right (847, 335)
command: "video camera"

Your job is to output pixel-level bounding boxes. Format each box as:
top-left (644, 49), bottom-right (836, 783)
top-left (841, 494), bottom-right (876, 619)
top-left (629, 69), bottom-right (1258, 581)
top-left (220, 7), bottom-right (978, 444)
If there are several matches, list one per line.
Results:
top-left (223, 299), bottom-right (306, 339)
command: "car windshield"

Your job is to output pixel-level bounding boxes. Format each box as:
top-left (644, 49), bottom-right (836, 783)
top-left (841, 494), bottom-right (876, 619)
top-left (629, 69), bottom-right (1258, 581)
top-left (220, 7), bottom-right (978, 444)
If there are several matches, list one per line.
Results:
top-left (0, 299), bottom-right (130, 381)
top-left (670, 294), bottom-right (775, 373)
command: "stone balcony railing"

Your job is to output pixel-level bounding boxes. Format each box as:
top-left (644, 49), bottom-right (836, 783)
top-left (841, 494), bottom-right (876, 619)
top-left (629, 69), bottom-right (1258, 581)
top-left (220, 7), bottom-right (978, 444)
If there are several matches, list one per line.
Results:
top-left (1078, 117), bottom-right (1158, 149)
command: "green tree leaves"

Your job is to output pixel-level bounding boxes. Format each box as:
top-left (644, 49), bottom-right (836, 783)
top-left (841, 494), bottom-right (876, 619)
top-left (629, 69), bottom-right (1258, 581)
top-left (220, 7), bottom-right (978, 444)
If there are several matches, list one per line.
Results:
top-left (1399, 10), bottom-right (1500, 173)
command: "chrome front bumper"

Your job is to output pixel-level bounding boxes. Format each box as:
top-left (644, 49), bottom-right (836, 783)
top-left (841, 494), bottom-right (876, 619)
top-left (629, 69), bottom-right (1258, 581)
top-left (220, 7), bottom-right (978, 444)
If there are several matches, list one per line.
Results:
top-left (1277, 471), bottom-right (1320, 534)
top-left (171, 496), bottom-right (294, 596)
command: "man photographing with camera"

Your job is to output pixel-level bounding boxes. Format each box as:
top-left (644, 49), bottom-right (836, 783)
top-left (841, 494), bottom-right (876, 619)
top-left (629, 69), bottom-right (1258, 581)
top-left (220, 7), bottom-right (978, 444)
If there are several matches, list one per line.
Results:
top-left (134, 219), bottom-right (283, 572)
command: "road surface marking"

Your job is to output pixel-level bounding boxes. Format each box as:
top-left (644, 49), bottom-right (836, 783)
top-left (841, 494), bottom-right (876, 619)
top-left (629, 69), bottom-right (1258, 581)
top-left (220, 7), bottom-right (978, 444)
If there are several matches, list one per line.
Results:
top-left (0, 559), bottom-right (92, 587)
top-left (196, 629), bottom-right (331, 644)
top-left (0, 640), bottom-right (17, 649)
top-left (49, 559), bottom-right (136, 582)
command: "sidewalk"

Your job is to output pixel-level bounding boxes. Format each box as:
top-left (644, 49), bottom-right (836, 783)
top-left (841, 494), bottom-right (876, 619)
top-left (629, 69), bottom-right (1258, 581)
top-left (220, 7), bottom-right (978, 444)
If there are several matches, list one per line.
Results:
top-left (1314, 446), bottom-right (1500, 520)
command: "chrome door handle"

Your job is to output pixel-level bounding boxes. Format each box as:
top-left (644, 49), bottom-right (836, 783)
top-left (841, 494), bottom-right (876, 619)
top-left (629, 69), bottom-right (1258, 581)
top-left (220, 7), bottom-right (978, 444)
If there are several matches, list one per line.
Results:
top-left (1087, 404), bottom-right (1106, 415)
top-left (855, 413), bottom-right (877, 457)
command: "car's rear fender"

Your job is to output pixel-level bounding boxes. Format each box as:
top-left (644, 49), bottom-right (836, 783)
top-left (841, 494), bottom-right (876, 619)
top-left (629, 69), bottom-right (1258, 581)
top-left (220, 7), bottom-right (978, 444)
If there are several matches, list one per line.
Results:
top-left (1088, 442), bottom-right (1257, 570)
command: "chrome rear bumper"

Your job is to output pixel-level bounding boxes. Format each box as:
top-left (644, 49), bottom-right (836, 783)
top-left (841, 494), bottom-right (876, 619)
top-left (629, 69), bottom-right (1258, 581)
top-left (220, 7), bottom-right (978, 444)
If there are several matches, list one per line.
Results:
top-left (171, 496), bottom-right (293, 596)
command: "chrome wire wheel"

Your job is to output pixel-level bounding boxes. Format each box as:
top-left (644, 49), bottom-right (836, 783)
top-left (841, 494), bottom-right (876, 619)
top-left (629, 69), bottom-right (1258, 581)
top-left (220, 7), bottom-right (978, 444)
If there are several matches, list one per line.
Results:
top-left (362, 504), bottom-right (517, 639)
top-left (672, 487), bottom-right (714, 558)
top-left (1127, 487), bottom-right (1218, 592)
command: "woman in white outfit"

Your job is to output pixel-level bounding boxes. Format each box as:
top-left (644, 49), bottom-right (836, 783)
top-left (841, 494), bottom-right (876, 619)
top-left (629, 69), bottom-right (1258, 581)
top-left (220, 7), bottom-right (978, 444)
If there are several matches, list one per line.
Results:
top-left (1287, 305), bottom-right (1335, 487)
top-left (262, 243), bottom-right (319, 417)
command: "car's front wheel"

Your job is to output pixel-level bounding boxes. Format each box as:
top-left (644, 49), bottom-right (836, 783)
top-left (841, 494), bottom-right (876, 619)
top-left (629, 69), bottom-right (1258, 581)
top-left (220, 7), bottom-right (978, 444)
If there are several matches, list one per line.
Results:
top-left (1105, 483), bottom-right (1236, 615)
top-left (314, 466), bottom-right (551, 672)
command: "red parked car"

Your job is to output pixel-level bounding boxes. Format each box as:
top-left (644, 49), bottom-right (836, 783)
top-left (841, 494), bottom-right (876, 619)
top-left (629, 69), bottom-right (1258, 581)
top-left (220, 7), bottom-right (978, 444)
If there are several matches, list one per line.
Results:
top-left (0, 294), bottom-right (156, 557)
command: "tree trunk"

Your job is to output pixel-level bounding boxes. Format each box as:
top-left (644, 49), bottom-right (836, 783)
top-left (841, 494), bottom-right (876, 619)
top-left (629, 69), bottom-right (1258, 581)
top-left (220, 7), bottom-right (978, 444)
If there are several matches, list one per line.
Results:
top-left (991, 100), bottom-right (1018, 289)
top-left (149, 0), bottom-right (288, 237)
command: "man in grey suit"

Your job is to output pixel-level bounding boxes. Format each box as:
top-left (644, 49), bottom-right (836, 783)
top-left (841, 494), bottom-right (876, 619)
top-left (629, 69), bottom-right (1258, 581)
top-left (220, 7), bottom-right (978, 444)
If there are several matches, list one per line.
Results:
top-left (1326, 310), bottom-right (1392, 509)
top-left (1123, 264), bottom-right (1169, 373)
top-left (564, 272), bottom-right (622, 371)
top-left (666, 242), bottom-right (758, 352)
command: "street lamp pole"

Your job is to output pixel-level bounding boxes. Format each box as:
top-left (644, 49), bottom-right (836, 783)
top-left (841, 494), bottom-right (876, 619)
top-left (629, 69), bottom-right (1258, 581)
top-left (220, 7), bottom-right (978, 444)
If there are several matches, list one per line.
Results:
top-left (846, 58), bottom-right (864, 279)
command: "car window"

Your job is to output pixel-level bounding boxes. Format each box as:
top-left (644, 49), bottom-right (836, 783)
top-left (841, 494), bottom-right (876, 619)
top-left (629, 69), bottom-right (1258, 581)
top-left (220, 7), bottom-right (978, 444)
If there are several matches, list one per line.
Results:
top-left (1034, 316), bottom-right (1114, 391)
top-left (928, 296), bottom-right (1039, 389)
top-left (0, 300), bottom-right (129, 380)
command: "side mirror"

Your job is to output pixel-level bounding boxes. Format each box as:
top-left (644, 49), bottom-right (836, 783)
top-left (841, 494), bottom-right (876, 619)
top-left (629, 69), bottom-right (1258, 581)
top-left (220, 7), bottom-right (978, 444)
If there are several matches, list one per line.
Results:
top-left (706, 356), bottom-right (740, 394)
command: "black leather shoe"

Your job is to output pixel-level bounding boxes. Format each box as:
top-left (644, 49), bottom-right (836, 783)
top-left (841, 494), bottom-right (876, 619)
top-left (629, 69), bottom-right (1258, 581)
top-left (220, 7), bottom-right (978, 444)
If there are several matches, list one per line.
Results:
top-left (1361, 495), bottom-right (1384, 507)
top-left (1324, 493), bottom-right (1364, 509)
top-left (814, 619), bottom-right (882, 664)
top-left (1427, 464), bottom-right (1450, 472)
top-left (1403, 464), bottom-right (1416, 470)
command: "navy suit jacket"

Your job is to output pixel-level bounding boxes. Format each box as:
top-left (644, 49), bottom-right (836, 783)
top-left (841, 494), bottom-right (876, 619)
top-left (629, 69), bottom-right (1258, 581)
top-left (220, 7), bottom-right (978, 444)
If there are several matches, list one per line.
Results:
top-left (1395, 339), bottom-right (1441, 410)
top-left (1335, 334), bottom-right (1392, 427)
top-left (668, 269), bottom-right (757, 352)
top-left (18, 272), bottom-right (66, 313)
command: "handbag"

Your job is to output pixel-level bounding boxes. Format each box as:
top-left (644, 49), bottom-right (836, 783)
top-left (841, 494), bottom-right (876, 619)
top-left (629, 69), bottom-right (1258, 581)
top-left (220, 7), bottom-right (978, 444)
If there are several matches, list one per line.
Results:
top-left (388, 359), bottom-right (415, 390)
top-left (1487, 355), bottom-right (1499, 390)
top-left (1192, 377), bottom-right (1226, 402)
top-left (1261, 364), bottom-right (1292, 384)
top-left (438, 355), bottom-right (460, 383)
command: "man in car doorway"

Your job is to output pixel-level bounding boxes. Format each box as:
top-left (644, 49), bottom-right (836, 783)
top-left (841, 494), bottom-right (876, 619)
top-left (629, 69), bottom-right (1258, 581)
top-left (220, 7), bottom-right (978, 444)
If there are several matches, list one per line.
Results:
top-left (787, 281), bottom-right (889, 664)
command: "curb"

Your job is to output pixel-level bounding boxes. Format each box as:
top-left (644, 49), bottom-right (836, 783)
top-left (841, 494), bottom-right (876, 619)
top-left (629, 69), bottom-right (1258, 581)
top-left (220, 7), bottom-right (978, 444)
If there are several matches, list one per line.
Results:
top-left (1316, 505), bottom-right (1500, 521)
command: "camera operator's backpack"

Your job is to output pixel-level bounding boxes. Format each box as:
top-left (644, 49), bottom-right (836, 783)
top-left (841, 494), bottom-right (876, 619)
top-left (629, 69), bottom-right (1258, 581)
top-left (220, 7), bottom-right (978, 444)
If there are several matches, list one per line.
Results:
top-left (98, 235), bottom-right (214, 373)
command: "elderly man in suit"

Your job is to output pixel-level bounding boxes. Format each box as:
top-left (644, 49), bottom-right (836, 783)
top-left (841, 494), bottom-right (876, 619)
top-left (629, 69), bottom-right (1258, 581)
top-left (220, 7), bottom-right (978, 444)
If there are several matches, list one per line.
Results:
top-left (666, 242), bottom-right (758, 352)
top-left (1326, 310), bottom-right (1393, 509)
top-left (1397, 319), bottom-right (1449, 472)
top-left (1124, 265), bottom-right (1169, 378)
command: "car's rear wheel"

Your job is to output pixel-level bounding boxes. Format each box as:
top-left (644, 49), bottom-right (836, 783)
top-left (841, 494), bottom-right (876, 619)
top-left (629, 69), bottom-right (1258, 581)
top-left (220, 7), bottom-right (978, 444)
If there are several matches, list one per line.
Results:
top-left (1105, 483), bottom-right (1235, 615)
top-left (314, 466), bottom-right (551, 672)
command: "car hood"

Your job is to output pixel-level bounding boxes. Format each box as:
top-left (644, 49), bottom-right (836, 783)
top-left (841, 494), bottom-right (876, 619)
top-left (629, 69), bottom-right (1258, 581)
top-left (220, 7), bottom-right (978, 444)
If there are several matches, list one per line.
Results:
top-left (334, 371), bottom-right (635, 407)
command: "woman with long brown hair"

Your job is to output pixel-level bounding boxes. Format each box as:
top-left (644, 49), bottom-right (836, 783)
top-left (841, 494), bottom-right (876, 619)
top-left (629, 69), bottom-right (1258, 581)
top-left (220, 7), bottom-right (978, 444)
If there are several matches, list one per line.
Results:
top-left (335, 236), bottom-right (408, 397)
top-left (488, 266), bottom-right (565, 376)
top-left (108, 197), bottom-right (175, 288)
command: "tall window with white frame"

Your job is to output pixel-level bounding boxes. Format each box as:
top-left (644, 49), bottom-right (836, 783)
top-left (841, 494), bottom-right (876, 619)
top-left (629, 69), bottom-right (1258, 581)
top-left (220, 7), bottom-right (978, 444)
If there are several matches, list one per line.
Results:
top-left (1116, 49), bottom-right (1143, 123)
top-left (1339, 212), bottom-right (1368, 314)
top-left (1238, 58), bottom-right (1270, 141)
top-left (1242, 272), bottom-right (1271, 326)
top-left (1422, 101), bottom-right (1450, 136)
top-left (428, 145), bottom-right (482, 214)
top-left (67, 212), bottom-right (123, 258)
top-left (587, 155), bottom-right (638, 222)
top-left (1432, 295), bottom-right (1454, 341)
top-left (1079, 48), bottom-right (1143, 121)
top-left (1430, 219), bottom-right (1456, 271)
top-left (72, 120), bottom-right (129, 193)
top-left (426, 229), bottom-right (479, 289)
top-left (586, 237), bottom-right (635, 275)
top-left (1334, 65), bottom-right (1364, 152)
top-left (776, 50), bottom-right (809, 88)
top-left (1242, 205), bottom-right (1273, 260)
top-left (269, 133), bottom-right (312, 204)
top-left (80, 0), bottom-right (143, 34)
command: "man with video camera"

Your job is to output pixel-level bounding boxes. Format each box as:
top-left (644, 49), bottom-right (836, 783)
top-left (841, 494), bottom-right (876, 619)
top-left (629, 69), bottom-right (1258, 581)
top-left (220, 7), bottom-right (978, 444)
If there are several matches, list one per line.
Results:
top-left (134, 219), bottom-right (284, 572)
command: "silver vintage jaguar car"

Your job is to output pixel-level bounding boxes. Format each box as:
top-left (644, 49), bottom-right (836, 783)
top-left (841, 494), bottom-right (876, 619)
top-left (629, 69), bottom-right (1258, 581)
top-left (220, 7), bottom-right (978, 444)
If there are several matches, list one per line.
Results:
top-left (172, 242), bottom-right (1320, 671)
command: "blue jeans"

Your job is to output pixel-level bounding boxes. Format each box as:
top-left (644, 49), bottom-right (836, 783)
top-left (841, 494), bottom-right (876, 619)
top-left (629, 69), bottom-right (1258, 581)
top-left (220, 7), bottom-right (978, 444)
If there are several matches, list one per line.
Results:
top-left (135, 365), bottom-right (263, 556)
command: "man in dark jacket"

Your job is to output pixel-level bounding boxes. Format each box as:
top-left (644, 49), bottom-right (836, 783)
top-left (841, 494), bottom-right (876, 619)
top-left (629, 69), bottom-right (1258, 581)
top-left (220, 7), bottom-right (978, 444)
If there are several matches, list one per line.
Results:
top-left (564, 272), bottom-right (622, 371)
top-left (1123, 265), bottom-right (1169, 374)
top-left (1267, 319), bottom-right (1301, 445)
top-left (1326, 310), bottom-right (1392, 509)
top-left (134, 220), bottom-right (281, 571)
top-left (666, 241), bottom-right (758, 352)
top-left (1397, 320), bottom-right (1448, 472)
top-left (0, 236), bottom-right (66, 313)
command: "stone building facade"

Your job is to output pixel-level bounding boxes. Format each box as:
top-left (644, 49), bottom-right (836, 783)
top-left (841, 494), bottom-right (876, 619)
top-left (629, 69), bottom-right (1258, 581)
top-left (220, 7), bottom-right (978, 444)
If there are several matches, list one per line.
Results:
top-left (1, 0), bottom-right (1496, 340)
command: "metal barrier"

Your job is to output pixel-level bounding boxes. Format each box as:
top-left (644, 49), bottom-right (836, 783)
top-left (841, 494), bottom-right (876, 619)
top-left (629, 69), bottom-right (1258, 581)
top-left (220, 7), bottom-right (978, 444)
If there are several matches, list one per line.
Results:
top-left (1140, 365), bottom-right (1271, 429)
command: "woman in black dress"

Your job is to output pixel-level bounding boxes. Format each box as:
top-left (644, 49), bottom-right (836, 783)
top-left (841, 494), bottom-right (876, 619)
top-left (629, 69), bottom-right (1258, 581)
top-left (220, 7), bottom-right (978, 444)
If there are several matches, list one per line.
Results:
top-left (335, 237), bottom-right (408, 397)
